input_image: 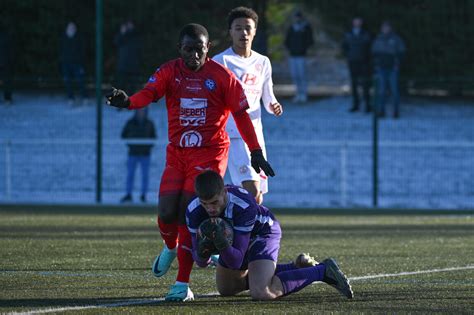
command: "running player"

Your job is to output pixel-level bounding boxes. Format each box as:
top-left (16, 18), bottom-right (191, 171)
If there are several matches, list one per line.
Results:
top-left (187, 170), bottom-right (354, 300)
top-left (213, 7), bottom-right (282, 204)
top-left (106, 23), bottom-right (274, 302)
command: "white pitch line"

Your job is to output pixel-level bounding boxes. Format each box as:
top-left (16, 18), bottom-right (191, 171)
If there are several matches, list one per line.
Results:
top-left (6, 265), bottom-right (474, 315)
top-left (348, 265), bottom-right (474, 281)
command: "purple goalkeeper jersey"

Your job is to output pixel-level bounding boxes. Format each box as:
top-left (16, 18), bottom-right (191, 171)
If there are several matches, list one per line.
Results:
top-left (186, 185), bottom-right (277, 239)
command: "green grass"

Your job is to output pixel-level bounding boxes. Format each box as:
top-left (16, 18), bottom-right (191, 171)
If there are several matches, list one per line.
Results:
top-left (1, 209), bottom-right (473, 314)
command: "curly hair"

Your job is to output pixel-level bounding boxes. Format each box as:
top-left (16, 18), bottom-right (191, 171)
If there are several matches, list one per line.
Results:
top-left (227, 6), bottom-right (258, 30)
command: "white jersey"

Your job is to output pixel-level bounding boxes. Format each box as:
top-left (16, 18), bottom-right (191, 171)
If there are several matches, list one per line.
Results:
top-left (213, 48), bottom-right (278, 141)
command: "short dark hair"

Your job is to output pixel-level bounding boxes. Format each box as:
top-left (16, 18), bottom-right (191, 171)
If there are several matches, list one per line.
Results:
top-left (178, 23), bottom-right (209, 43)
top-left (195, 170), bottom-right (224, 200)
top-left (227, 6), bottom-right (259, 30)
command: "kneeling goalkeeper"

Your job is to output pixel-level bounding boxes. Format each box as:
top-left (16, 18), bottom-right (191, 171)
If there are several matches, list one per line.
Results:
top-left (186, 170), bottom-right (354, 300)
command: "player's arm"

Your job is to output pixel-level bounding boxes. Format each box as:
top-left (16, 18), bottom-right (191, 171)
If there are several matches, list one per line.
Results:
top-left (233, 110), bottom-right (275, 177)
top-left (226, 72), bottom-right (275, 176)
top-left (261, 58), bottom-right (283, 117)
top-left (218, 231), bottom-right (251, 270)
top-left (106, 67), bottom-right (167, 109)
top-left (233, 111), bottom-right (275, 177)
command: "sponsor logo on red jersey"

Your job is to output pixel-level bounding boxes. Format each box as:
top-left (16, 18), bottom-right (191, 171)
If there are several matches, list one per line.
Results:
top-left (179, 98), bottom-right (208, 127)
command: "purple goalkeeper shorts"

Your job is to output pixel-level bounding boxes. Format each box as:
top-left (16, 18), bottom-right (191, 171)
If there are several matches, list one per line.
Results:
top-left (219, 221), bottom-right (281, 270)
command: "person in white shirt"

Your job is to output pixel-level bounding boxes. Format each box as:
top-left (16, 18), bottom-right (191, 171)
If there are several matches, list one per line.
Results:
top-left (213, 6), bottom-right (283, 204)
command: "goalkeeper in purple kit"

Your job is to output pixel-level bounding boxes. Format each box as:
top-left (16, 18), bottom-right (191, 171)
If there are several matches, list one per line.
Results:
top-left (186, 170), bottom-right (353, 300)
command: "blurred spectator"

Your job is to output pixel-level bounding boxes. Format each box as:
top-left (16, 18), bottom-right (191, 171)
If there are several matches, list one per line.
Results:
top-left (341, 17), bottom-right (372, 113)
top-left (59, 21), bottom-right (87, 105)
top-left (121, 108), bottom-right (156, 203)
top-left (284, 10), bottom-right (314, 103)
top-left (371, 21), bottom-right (406, 118)
top-left (0, 27), bottom-right (13, 105)
top-left (114, 19), bottom-right (142, 95)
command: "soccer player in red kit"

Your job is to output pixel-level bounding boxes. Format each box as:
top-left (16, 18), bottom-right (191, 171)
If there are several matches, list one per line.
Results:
top-left (106, 23), bottom-right (274, 302)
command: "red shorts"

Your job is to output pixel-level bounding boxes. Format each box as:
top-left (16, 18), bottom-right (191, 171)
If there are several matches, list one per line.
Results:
top-left (159, 144), bottom-right (229, 196)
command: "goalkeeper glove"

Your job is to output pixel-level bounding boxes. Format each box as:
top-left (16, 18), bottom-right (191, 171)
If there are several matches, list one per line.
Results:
top-left (105, 87), bottom-right (130, 108)
top-left (196, 237), bottom-right (216, 259)
top-left (250, 149), bottom-right (275, 177)
top-left (200, 219), bottom-right (231, 251)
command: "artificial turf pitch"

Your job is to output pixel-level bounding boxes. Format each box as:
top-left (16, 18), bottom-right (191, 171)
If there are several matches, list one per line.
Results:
top-left (1, 206), bottom-right (473, 314)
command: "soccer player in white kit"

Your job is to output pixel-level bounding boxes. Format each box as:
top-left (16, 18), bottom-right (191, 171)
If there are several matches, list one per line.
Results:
top-left (213, 6), bottom-right (283, 204)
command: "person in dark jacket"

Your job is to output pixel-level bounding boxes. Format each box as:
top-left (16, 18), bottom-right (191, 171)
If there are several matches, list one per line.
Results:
top-left (121, 108), bottom-right (157, 203)
top-left (341, 17), bottom-right (372, 113)
top-left (371, 21), bottom-right (406, 118)
top-left (114, 20), bottom-right (142, 95)
top-left (59, 22), bottom-right (87, 105)
top-left (0, 27), bottom-right (13, 104)
top-left (284, 10), bottom-right (314, 103)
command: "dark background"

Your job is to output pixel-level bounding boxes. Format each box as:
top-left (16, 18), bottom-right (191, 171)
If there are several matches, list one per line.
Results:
top-left (0, 0), bottom-right (473, 92)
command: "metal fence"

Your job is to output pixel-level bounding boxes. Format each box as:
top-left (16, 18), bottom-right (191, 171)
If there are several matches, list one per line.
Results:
top-left (1, 134), bottom-right (473, 209)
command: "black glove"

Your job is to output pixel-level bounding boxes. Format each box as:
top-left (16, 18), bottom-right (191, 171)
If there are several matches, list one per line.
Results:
top-left (250, 149), bottom-right (275, 177)
top-left (196, 237), bottom-right (217, 259)
top-left (105, 87), bottom-right (130, 108)
top-left (199, 218), bottom-right (232, 251)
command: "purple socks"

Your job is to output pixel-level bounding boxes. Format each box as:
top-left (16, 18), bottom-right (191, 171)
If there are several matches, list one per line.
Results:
top-left (275, 262), bottom-right (296, 274)
top-left (276, 263), bottom-right (326, 295)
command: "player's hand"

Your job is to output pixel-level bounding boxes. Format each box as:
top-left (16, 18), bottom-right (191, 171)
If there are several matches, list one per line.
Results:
top-left (196, 237), bottom-right (215, 259)
top-left (251, 149), bottom-right (275, 177)
top-left (200, 219), bottom-right (231, 251)
top-left (105, 87), bottom-right (130, 108)
top-left (270, 102), bottom-right (283, 116)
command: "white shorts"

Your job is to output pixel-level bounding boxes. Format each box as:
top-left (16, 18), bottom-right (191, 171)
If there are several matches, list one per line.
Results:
top-left (227, 137), bottom-right (268, 194)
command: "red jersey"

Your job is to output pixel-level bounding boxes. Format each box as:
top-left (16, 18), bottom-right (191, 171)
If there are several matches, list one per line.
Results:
top-left (129, 58), bottom-right (257, 149)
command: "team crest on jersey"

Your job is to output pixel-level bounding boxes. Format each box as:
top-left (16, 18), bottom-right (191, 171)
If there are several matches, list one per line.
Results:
top-left (239, 165), bottom-right (249, 174)
top-left (204, 79), bottom-right (216, 91)
top-left (148, 76), bottom-right (156, 83)
top-left (180, 130), bottom-right (203, 147)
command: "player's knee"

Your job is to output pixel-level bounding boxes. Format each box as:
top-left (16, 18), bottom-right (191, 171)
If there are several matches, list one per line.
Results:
top-left (250, 287), bottom-right (276, 301)
top-left (217, 284), bottom-right (238, 297)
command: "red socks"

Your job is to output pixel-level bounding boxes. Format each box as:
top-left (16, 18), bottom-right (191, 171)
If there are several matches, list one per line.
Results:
top-left (176, 224), bottom-right (194, 283)
top-left (157, 217), bottom-right (178, 250)
top-left (157, 218), bottom-right (194, 283)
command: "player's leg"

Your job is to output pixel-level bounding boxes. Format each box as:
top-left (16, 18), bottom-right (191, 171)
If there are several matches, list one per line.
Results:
top-left (242, 180), bottom-right (262, 204)
top-left (152, 194), bottom-right (180, 278)
top-left (275, 253), bottom-right (319, 274)
top-left (248, 259), bottom-right (282, 300)
top-left (165, 146), bottom-right (229, 302)
top-left (216, 264), bottom-right (249, 296)
top-left (228, 138), bottom-right (264, 204)
top-left (164, 191), bottom-right (195, 302)
top-left (152, 146), bottom-right (184, 278)
top-left (274, 256), bottom-right (353, 299)
top-left (246, 221), bottom-right (282, 300)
